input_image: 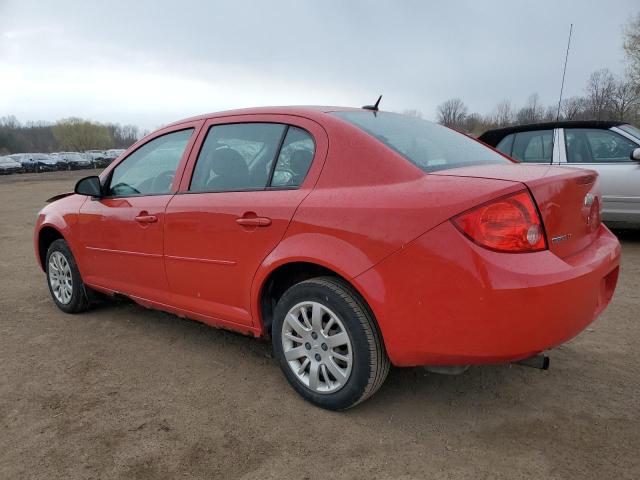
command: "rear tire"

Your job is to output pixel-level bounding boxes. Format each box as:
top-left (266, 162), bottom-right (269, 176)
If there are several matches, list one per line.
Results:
top-left (272, 277), bottom-right (389, 410)
top-left (45, 239), bottom-right (90, 314)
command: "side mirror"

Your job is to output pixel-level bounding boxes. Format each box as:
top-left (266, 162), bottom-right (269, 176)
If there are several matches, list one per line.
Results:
top-left (75, 175), bottom-right (102, 197)
top-left (631, 148), bottom-right (640, 161)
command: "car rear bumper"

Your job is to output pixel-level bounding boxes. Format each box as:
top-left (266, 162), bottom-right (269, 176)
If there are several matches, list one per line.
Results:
top-left (353, 221), bottom-right (621, 367)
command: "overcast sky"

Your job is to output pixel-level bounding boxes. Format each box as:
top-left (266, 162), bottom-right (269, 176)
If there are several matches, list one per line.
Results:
top-left (1, 0), bottom-right (637, 130)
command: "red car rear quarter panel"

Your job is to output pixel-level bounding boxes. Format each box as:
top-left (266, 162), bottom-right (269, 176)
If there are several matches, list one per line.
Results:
top-left (281, 118), bottom-right (525, 276)
top-left (354, 220), bottom-right (620, 367)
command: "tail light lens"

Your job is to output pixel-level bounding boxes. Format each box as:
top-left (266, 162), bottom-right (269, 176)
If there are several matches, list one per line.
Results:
top-left (452, 190), bottom-right (547, 253)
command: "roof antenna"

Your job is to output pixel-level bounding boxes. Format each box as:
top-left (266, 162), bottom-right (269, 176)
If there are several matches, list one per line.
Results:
top-left (363, 95), bottom-right (382, 111)
top-left (555, 24), bottom-right (573, 122)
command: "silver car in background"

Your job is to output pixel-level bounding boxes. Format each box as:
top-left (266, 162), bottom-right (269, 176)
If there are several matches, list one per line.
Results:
top-left (0, 156), bottom-right (24, 174)
top-left (479, 121), bottom-right (640, 228)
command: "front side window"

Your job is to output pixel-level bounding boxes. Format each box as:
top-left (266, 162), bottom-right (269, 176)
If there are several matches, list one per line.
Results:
top-left (332, 111), bottom-right (511, 172)
top-left (108, 129), bottom-right (193, 196)
top-left (565, 128), bottom-right (638, 163)
top-left (271, 127), bottom-right (315, 187)
top-left (190, 123), bottom-right (287, 192)
top-left (512, 130), bottom-right (553, 163)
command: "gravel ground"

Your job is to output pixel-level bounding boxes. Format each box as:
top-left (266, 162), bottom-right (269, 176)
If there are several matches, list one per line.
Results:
top-left (0, 170), bottom-right (639, 480)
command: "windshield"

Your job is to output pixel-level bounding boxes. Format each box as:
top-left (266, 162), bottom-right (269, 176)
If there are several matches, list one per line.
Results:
top-left (619, 124), bottom-right (640, 140)
top-left (332, 111), bottom-right (511, 173)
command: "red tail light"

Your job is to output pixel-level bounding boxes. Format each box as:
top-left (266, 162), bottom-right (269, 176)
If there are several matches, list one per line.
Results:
top-left (452, 190), bottom-right (547, 253)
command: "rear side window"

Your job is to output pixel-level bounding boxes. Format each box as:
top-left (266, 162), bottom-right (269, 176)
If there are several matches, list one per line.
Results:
top-left (332, 111), bottom-right (510, 172)
top-left (190, 123), bottom-right (286, 192)
top-left (495, 134), bottom-right (515, 156)
top-left (511, 130), bottom-right (553, 163)
top-left (565, 128), bottom-right (638, 163)
top-left (271, 127), bottom-right (315, 187)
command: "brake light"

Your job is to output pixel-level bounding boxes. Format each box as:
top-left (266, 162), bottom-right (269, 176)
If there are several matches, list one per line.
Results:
top-left (452, 190), bottom-right (547, 252)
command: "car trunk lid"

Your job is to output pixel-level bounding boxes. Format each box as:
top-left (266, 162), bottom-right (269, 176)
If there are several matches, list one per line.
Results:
top-left (432, 164), bottom-right (601, 258)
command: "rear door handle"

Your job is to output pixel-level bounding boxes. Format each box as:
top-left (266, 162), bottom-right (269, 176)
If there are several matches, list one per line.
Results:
top-left (236, 216), bottom-right (271, 227)
top-left (135, 212), bottom-right (158, 224)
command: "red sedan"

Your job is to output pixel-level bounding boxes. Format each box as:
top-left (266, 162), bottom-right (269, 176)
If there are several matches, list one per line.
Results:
top-left (34, 106), bottom-right (620, 409)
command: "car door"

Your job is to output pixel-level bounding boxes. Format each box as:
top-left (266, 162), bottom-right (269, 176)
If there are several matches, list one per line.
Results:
top-left (77, 125), bottom-right (200, 302)
top-left (561, 127), bottom-right (640, 224)
top-left (163, 115), bottom-right (327, 328)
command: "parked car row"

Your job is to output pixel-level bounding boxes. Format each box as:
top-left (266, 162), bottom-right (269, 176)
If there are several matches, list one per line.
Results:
top-left (0, 149), bottom-right (126, 174)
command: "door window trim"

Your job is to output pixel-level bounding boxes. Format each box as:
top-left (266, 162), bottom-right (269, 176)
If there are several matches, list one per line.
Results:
top-left (100, 126), bottom-right (199, 199)
top-left (184, 121), bottom-right (316, 194)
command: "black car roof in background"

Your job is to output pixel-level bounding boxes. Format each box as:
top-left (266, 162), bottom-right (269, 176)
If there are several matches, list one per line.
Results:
top-left (478, 120), bottom-right (626, 146)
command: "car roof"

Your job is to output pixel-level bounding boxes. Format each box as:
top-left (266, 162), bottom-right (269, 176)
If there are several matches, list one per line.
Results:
top-left (478, 120), bottom-right (626, 145)
top-left (164, 105), bottom-right (363, 128)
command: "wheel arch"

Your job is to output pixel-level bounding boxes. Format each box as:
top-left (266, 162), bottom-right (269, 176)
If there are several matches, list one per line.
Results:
top-left (254, 259), bottom-right (383, 343)
top-left (37, 225), bottom-right (65, 271)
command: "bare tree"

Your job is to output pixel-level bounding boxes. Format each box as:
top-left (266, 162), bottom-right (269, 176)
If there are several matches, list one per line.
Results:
top-left (436, 98), bottom-right (468, 129)
top-left (492, 100), bottom-right (514, 127)
top-left (611, 77), bottom-right (638, 121)
top-left (623, 13), bottom-right (640, 90)
top-left (561, 96), bottom-right (587, 120)
top-left (516, 93), bottom-right (545, 124)
top-left (462, 113), bottom-right (484, 135)
top-left (585, 69), bottom-right (616, 120)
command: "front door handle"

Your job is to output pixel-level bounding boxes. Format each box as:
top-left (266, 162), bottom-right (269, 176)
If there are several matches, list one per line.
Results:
top-left (135, 211), bottom-right (158, 224)
top-left (236, 216), bottom-right (272, 227)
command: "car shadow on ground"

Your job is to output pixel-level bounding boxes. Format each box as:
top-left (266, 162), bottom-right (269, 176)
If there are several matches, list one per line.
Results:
top-left (87, 294), bottom-right (559, 417)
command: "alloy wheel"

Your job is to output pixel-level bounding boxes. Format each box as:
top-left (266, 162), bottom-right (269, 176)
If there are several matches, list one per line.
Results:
top-left (281, 301), bottom-right (353, 394)
top-left (48, 251), bottom-right (73, 304)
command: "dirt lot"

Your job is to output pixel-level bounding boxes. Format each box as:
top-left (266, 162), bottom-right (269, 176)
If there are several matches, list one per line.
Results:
top-left (0, 170), bottom-right (639, 480)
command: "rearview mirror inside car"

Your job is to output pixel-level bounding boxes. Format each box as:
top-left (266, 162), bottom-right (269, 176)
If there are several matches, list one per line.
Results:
top-left (75, 175), bottom-right (102, 197)
top-left (631, 148), bottom-right (640, 161)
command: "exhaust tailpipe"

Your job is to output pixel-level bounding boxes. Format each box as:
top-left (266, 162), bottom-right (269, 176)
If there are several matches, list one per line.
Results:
top-left (514, 354), bottom-right (550, 370)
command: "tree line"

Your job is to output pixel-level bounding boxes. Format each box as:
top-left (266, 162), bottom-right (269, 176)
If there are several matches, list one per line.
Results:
top-left (0, 116), bottom-right (142, 155)
top-left (433, 14), bottom-right (640, 135)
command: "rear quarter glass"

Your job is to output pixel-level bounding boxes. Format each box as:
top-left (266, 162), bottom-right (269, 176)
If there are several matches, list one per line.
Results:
top-left (332, 111), bottom-right (512, 172)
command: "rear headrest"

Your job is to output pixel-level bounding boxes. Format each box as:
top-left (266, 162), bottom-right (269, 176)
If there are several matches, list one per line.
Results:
top-left (290, 149), bottom-right (313, 175)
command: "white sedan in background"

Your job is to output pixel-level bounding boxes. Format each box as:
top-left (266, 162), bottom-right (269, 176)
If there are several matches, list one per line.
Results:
top-left (479, 121), bottom-right (640, 228)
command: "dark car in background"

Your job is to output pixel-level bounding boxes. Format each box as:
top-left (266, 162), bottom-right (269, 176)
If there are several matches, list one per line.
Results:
top-left (7, 153), bottom-right (58, 172)
top-left (51, 152), bottom-right (92, 170)
top-left (479, 121), bottom-right (640, 228)
top-left (32, 153), bottom-right (59, 172)
top-left (8, 153), bottom-right (37, 172)
top-left (84, 150), bottom-right (111, 168)
top-left (0, 156), bottom-right (24, 174)
top-left (105, 148), bottom-right (126, 161)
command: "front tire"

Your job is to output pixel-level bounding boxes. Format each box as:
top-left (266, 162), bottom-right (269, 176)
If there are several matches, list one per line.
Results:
top-left (272, 277), bottom-right (389, 410)
top-left (45, 239), bottom-right (89, 313)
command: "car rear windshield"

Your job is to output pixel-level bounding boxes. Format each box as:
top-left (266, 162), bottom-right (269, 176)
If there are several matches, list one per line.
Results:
top-left (332, 111), bottom-right (511, 172)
